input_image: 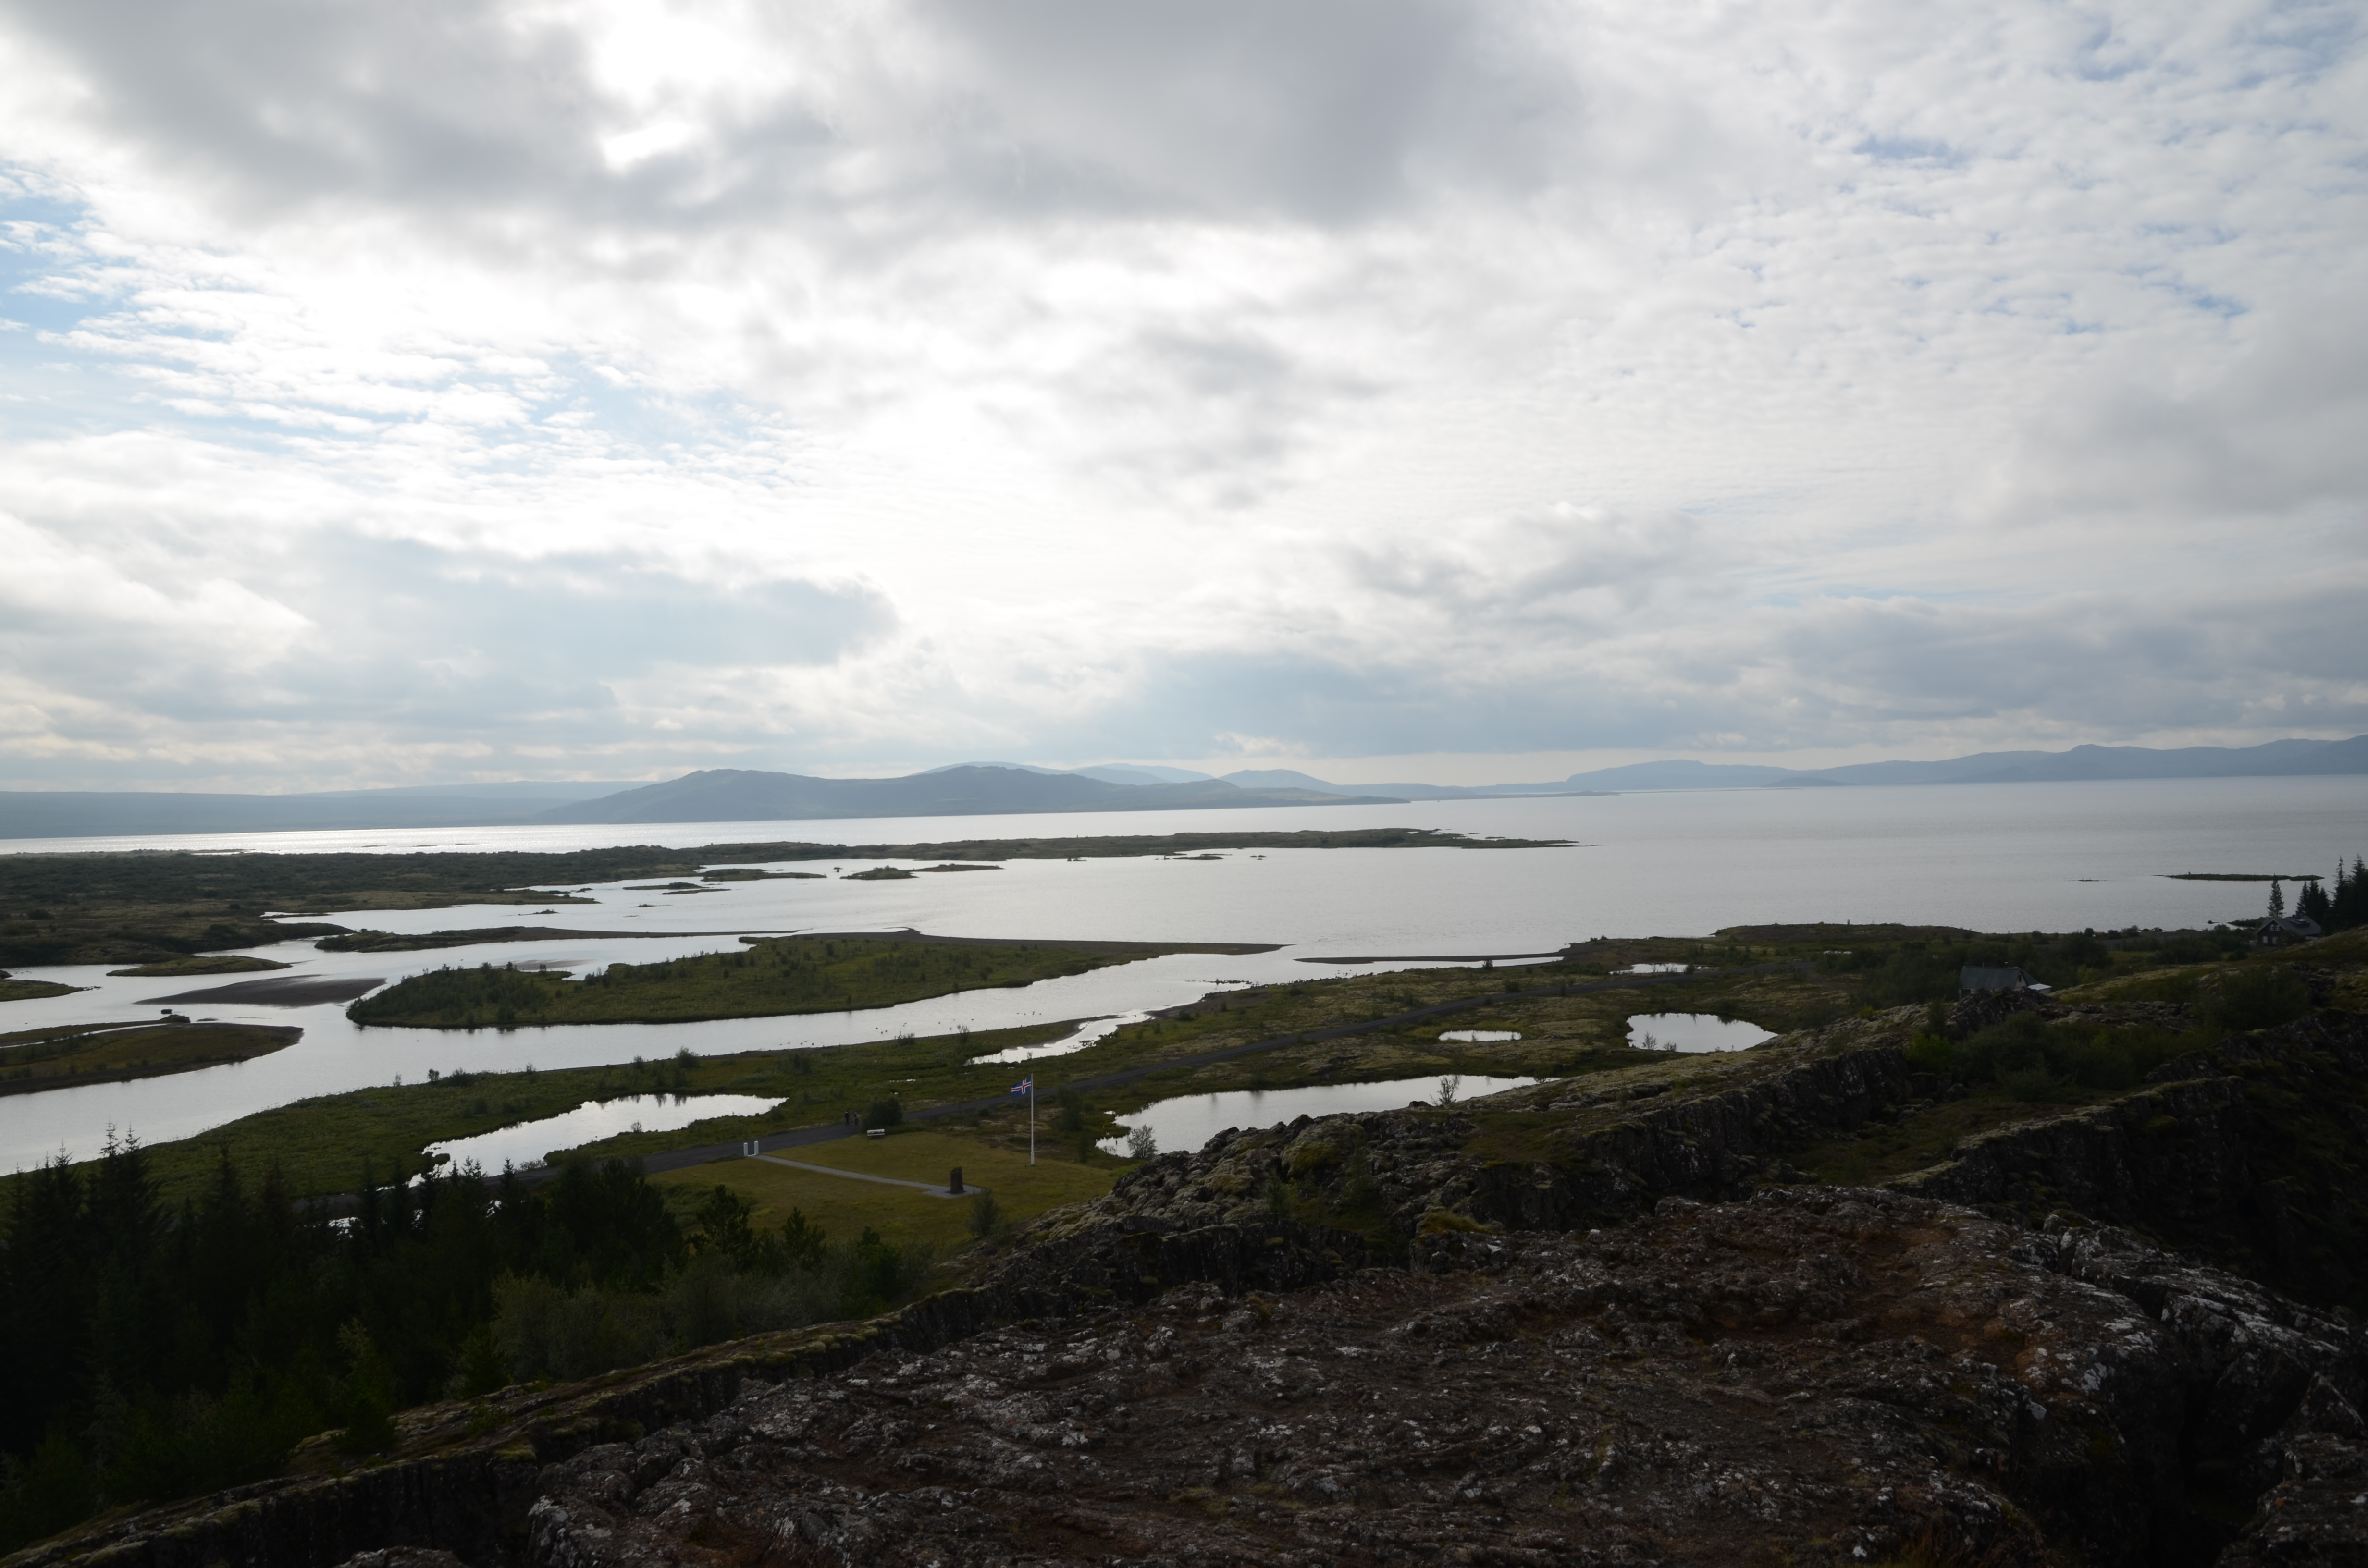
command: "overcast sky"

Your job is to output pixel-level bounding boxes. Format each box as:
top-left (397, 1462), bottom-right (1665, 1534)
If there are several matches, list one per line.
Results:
top-left (1, 0), bottom-right (2362, 791)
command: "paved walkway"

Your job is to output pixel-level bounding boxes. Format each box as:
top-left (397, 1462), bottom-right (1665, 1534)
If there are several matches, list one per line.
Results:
top-left (749, 1151), bottom-right (982, 1199)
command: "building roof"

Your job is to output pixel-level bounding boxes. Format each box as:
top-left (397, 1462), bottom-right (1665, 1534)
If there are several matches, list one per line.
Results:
top-left (1960, 965), bottom-right (2048, 992)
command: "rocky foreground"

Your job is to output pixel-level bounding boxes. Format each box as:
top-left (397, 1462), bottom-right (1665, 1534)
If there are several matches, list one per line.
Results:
top-left (517, 1189), bottom-right (2365, 1568)
top-left (22, 1001), bottom-right (2368, 1568)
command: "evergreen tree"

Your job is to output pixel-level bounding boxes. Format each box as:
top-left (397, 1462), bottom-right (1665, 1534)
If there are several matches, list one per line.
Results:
top-left (2268, 879), bottom-right (2285, 919)
top-left (2334, 857), bottom-right (2368, 932)
top-left (2297, 878), bottom-right (2332, 926)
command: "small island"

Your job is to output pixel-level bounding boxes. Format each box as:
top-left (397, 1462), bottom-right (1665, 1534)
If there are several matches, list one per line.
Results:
top-left (0, 1018), bottom-right (303, 1095)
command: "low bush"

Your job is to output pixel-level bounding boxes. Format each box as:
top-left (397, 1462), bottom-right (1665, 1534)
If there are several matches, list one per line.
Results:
top-left (1929, 1012), bottom-right (2198, 1094)
top-left (2206, 966), bottom-right (2310, 1033)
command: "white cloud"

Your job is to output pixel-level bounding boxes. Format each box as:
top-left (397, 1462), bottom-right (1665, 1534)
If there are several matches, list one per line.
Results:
top-left (0, 0), bottom-right (2361, 788)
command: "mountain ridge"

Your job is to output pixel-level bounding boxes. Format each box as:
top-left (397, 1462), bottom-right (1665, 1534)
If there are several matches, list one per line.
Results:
top-left (529, 765), bottom-right (1398, 825)
top-left (1, 735), bottom-right (2359, 840)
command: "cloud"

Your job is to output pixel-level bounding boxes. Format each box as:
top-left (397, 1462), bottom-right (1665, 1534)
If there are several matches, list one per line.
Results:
top-left (1984, 273), bottom-right (2368, 531)
top-left (0, 514), bottom-right (892, 784)
top-left (914, 0), bottom-right (1574, 223)
top-left (0, 0), bottom-right (2362, 787)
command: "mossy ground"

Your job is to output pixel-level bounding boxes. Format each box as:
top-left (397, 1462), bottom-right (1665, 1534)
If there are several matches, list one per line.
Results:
top-left (1787, 1087), bottom-right (2120, 1187)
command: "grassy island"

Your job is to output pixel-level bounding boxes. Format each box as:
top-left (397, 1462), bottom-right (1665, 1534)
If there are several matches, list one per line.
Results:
top-left (0, 1018), bottom-right (302, 1095)
top-left (347, 932), bottom-right (1275, 1030)
top-left (104, 954), bottom-right (293, 978)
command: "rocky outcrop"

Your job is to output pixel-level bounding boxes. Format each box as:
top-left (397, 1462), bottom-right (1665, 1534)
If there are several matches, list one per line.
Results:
top-left (5, 1219), bottom-right (1368, 1568)
top-left (1895, 1010), bottom-right (2368, 1308)
top-left (1048, 1013), bottom-right (1928, 1246)
top-left (26, 1010), bottom-right (2368, 1568)
top-left (519, 1190), bottom-right (2366, 1567)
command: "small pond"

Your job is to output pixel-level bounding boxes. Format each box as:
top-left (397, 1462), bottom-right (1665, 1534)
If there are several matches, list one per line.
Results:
top-left (1438, 1029), bottom-right (1521, 1042)
top-left (424, 1092), bottom-right (781, 1172)
top-left (1626, 1013), bottom-right (1774, 1054)
top-left (1098, 1072), bottom-right (1538, 1157)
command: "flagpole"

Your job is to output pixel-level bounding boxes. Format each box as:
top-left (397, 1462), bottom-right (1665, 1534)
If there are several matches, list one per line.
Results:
top-left (1029, 1082), bottom-right (1036, 1166)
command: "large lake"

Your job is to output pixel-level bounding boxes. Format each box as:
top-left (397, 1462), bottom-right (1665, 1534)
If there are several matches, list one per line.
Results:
top-left (3, 776), bottom-right (2358, 1169)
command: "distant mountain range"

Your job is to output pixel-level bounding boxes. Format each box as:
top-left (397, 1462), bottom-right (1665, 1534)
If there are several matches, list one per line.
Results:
top-left (2, 735), bottom-right (2360, 841)
top-left (532, 767), bottom-right (1390, 825)
top-left (1550, 735), bottom-right (2368, 791)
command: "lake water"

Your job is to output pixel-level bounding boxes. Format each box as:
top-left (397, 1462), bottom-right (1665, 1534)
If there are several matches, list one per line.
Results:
top-left (2, 776), bottom-right (2358, 1170)
top-left (1626, 1013), bottom-right (1776, 1053)
top-left (1098, 1073), bottom-right (1542, 1156)
top-left (423, 1092), bottom-right (781, 1173)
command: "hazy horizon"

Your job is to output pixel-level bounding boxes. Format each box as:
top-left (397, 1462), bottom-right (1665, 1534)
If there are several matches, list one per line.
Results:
top-left (2, 0), bottom-right (2362, 793)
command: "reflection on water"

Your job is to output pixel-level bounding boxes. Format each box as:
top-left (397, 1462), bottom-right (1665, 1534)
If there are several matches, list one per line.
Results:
top-left (970, 1013), bottom-right (1147, 1065)
top-left (1627, 1013), bottom-right (1774, 1054)
top-left (424, 1093), bottom-right (781, 1172)
top-left (1099, 1074), bottom-right (1538, 1156)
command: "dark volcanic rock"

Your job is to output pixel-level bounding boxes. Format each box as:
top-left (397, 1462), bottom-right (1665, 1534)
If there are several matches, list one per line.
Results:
top-left (27, 1010), bottom-right (2368, 1568)
top-left (521, 1190), bottom-right (2366, 1568)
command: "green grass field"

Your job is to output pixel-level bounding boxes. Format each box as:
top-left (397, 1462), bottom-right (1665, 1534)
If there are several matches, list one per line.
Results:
top-left (651, 1127), bottom-right (1116, 1251)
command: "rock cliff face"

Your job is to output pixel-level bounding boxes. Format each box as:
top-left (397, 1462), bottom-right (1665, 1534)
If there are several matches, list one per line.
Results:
top-left (1034, 1011), bottom-right (1929, 1249)
top-left (17, 1006), bottom-right (2368, 1568)
top-left (1896, 1010), bottom-right (2368, 1308)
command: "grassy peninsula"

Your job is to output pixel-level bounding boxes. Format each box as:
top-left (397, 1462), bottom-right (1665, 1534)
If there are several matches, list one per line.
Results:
top-left (0, 1019), bottom-right (302, 1095)
top-left (0, 977), bottom-right (83, 1002)
top-left (348, 932), bottom-right (1275, 1029)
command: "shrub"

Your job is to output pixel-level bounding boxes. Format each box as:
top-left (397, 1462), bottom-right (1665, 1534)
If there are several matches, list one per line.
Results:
top-left (690, 1185), bottom-right (757, 1263)
top-left (863, 1096), bottom-right (902, 1130)
top-left (1904, 1033), bottom-right (1953, 1072)
top-left (1942, 1013), bottom-right (2194, 1092)
top-left (779, 1208), bottom-right (826, 1269)
top-left (965, 1191), bottom-right (1001, 1239)
top-left (2207, 966), bottom-right (2310, 1033)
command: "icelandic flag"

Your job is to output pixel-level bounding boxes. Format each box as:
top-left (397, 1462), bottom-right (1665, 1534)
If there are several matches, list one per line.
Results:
top-left (1010, 1075), bottom-right (1034, 1096)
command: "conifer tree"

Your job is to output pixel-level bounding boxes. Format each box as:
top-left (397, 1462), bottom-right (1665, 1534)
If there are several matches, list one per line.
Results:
top-left (2297, 878), bottom-right (2331, 926)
